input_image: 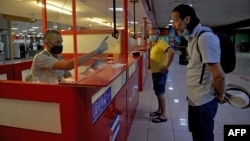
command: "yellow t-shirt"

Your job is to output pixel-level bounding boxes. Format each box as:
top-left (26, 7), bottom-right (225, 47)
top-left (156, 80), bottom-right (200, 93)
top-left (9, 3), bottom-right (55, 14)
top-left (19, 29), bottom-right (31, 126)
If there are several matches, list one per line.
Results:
top-left (150, 39), bottom-right (169, 73)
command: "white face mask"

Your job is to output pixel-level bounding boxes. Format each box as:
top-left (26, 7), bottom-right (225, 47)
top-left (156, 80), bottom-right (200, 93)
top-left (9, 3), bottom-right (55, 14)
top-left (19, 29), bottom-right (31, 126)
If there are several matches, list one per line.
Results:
top-left (182, 29), bottom-right (190, 40)
top-left (149, 35), bottom-right (157, 42)
top-left (180, 21), bottom-right (190, 40)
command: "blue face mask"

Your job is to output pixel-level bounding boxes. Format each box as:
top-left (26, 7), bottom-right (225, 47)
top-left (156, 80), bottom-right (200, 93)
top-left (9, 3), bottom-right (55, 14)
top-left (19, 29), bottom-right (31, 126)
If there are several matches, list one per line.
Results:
top-left (149, 35), bottom-right (157, 42)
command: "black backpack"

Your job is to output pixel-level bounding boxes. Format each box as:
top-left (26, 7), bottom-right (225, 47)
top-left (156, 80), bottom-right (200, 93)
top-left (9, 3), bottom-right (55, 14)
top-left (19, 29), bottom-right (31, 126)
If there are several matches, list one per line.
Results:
top-left (197, 31), bottom-right (236, 84)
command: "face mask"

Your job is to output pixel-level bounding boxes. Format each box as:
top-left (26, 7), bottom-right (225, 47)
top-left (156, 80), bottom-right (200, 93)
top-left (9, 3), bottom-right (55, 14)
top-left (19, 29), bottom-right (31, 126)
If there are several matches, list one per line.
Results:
top-left (182, 29), bottom-right (190, 41)
top-left (50, 45), bottom-right (63, 54)
top-left (180, 20), bottom-right (190, 40)
top-left (149, 35), bottom-right (157, 42)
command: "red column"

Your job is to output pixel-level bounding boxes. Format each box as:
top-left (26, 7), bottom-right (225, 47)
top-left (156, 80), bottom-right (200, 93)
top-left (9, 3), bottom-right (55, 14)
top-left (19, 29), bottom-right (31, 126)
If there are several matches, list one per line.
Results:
top-left (41, 0), bottom-right (47, 33)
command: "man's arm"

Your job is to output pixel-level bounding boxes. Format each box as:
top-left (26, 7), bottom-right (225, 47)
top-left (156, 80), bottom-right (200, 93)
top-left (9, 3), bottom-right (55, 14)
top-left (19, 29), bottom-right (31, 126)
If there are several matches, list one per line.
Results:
top-left (208, 63), bottom-right (226, 103)
top-left (160, 47), bottom-right (175, 73)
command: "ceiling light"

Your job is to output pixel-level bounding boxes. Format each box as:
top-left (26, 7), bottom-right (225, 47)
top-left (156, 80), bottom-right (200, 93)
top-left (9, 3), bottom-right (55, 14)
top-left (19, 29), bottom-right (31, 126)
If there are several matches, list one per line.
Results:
top-left (108, 8), bottom-right (123, 11)
top-left (89, 18), bottom-right (112, 27)
top-left (129, 21), bottom-right (138, 24)
top-left (37, 1), bottom-right (72, 15)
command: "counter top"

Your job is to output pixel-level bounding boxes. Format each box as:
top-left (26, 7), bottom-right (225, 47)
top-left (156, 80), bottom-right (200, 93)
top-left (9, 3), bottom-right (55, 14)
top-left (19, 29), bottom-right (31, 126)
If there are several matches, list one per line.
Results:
top-left (60, 56), bottom-right (138, 87)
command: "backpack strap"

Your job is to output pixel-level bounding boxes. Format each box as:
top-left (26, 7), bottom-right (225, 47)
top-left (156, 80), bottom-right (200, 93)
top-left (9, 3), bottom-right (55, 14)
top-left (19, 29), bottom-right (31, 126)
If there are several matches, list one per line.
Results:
top-left (196, 30), bottom-right (210, 84)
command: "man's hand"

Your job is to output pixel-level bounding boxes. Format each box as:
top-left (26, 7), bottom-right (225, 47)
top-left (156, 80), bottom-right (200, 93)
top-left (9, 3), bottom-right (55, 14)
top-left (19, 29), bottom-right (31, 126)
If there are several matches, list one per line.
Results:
top-left (159, 66), bottom-right (168, 73)
top-left (216, 94), bottom-right (227, 104)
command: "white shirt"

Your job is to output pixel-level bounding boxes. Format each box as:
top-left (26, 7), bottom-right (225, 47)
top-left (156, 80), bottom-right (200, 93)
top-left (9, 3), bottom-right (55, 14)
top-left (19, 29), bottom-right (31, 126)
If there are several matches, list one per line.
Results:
top-left (186, 24), bottom-right (220, 106)
top-left (28, 50), bottom-right (71, 83)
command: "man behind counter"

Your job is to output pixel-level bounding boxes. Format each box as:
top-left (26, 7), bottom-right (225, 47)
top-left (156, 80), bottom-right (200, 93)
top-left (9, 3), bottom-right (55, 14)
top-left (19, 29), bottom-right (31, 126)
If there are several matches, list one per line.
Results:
top-left (26, 29), bottom-right (108, 83)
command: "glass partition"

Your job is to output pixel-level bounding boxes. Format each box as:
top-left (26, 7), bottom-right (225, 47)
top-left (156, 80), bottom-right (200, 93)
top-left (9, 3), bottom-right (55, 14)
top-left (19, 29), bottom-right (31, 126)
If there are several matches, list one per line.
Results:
top-left (0, 0), bottom-right (148, 82)
top-left (45, 0), bottom-right (73, 31)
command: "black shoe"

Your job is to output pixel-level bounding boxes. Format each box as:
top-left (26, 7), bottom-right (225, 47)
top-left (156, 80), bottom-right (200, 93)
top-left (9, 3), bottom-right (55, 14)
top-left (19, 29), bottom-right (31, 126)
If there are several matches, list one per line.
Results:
top-left (149, 112), bottom-right (161, 117)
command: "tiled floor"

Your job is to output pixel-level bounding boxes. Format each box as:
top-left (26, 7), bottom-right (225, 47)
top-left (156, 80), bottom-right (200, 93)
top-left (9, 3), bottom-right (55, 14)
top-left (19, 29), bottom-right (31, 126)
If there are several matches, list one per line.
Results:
top-left (127, 50), bottom-right (250, 141)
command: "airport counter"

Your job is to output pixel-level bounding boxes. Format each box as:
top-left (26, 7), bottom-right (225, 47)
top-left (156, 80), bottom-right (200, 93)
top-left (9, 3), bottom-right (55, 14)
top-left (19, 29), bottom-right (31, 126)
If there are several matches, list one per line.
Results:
top-left (0, 54), bottom-right (140, 141)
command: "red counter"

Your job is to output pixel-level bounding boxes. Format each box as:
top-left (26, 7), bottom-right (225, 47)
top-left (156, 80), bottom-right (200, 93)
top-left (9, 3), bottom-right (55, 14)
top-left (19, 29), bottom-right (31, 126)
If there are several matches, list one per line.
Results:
top-left (0, 64), bottom-right (14, 80)
top-left (0, 56), bottom-right (139, 141)
top-left (0, 60), bottom-right (32, 81)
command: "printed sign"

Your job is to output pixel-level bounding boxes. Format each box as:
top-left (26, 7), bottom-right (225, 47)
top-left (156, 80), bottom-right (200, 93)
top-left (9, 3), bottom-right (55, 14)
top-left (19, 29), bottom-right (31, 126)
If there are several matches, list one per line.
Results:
top-left (92, 87), bottom-right (112, 123)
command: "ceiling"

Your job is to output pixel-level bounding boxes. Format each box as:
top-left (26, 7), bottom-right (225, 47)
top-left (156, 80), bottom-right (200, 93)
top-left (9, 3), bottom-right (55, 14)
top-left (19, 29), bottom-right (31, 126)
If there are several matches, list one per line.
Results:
top-left (0, 0), bottom-right (148, 36)
top-left (0, 0), bottom-right (249, 37)
top-left (151, 0), bottom-right (250, 29)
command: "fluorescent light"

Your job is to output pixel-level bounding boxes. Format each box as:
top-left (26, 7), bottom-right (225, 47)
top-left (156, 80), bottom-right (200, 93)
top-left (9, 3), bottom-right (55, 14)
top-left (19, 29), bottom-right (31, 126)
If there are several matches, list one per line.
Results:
top-left (108, 8), bottom-right (123, 11)
top-left (37, 1), bottom-right (72, 15)
top-left (129, 21), bottom-right (138, 24)
top-left (117, 27), bottom-right (124, 29)
top-left (89, 18), bottom-right (112, 27)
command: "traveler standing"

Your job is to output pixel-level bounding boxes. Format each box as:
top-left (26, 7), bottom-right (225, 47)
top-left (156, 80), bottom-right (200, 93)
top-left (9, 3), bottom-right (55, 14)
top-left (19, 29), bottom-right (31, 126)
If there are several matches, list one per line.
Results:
top-left (172, 4), bottom-right (226, 141)
top-left (148, 27), bottom-right (175, 123)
